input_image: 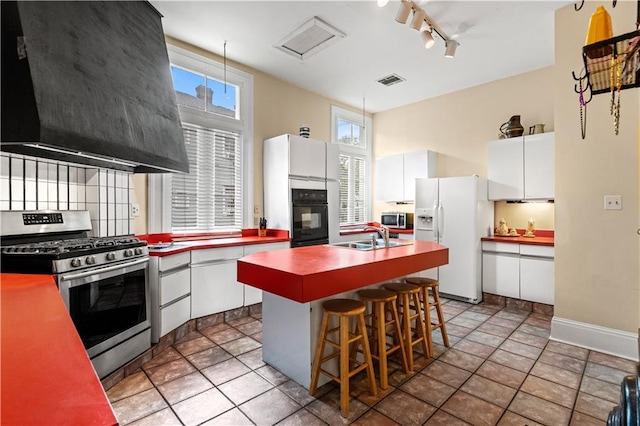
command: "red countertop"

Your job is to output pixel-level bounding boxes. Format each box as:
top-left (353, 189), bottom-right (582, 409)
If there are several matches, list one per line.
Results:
top-left (1, 274), bottom-right (118, 426)
top-left (481, 229), bottom-right (554, 247)
top-left (141, 229), bottom-right (290, 257)
top-left (237, 239), bottom-right (448, 303)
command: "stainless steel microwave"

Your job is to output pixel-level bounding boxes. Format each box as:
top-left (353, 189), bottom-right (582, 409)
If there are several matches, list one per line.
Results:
top-left (380, 212), bottom-right (413, 229)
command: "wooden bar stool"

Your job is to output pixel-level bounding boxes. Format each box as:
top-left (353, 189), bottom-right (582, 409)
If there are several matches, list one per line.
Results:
top-left (309, 298), bottom-right (378, 418)
top-left (405, 276), bottom-right (450, 357)
top-left (357, 289), bottom-right (409, 389)
top-left (383, 282), bottom-right (428, 371)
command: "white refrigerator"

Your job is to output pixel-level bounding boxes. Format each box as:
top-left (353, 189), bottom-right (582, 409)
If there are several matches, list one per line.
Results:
top-left (414, 176), bottom-right (494, 304)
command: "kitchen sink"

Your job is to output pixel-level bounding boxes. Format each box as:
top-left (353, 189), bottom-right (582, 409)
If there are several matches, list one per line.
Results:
top-left (331, 239), bottom-right (413, 251)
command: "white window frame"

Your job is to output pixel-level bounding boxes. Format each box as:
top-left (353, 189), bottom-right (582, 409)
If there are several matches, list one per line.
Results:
top-left (330, 105), bottom-right (372, 225)
top-left (148, 44), bottom-right (253, 233)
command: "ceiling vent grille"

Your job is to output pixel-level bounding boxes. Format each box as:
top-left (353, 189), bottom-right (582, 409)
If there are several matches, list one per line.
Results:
top-left (274, 16), bottom-right (345, 60)
top-left (377, 74), bottom-right (406, 87)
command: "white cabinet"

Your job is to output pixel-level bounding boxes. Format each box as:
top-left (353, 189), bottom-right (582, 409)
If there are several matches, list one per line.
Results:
top-left (242, 242), bottom-right (290, 305)
top-left (149, 251), bottom-right (191, 343)
top-left (524, 133), bottom-right (554, 199)
top-left (482, 243), bottom-right (520, 299)
top-left (519, 245), bottom-right (555, 305)
top-left (376, 150), bottom-right (437, 202)
top-left (482, 242), bottom-right (555, 304)
top-left (288, 135), bottom-right (326, 179)
top-left (191, 246), bottom-right (244, 318)
top-left (488, 132), bottom-right (554, 201)
top-left (488, 138), bottom-right (524, 200)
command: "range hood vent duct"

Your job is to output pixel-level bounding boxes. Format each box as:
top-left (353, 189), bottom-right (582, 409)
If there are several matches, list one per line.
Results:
top-left (1, 1), bottom-right (190, 174)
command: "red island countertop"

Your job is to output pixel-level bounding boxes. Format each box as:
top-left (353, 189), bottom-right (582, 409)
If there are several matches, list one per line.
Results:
top-left (141, 229), bottom-right (290, 257)
top-left (481, 229), bottom-right (554, 247)
top-left (1, 274), bottom-right (118, 426)
top-left (237, 239), bottom-right (448, 303)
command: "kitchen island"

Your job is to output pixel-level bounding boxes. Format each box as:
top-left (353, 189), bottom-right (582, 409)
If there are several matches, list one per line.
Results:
top-left (237, 240), bottom-right (448, 388)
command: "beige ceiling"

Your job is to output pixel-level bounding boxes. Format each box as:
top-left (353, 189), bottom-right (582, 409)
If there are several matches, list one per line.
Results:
top-left (151, 1), bottom-right (574, 113)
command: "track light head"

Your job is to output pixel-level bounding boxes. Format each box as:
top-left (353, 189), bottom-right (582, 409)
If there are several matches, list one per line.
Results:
top-left (395, 0), bottom-right (412, 24)
top-left (409, 8), bottom-right (426, 31)
top-left (444, 40), bottom-right (459, 58)
top-left (421, 29), bottom-right (435, 49)
top-left (377, 0), bottom-right (389, 7)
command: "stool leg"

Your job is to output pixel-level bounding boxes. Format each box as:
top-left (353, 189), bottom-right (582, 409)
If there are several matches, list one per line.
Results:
top-left (412, 292), bottom-right (429, 361)
top-left (375, 301), bottom-right (388, 389)
top-left (357, 312), bottom-right (378, 398)
top-left (399, 293), bottom-right (413, 371)
top-left (339, 315), bottom-right (350, 418)
top-left (421, 286), bottom-right (434, 358)
top-left (309, 311), bottom-right (329, 395)
top-left (432, 287), bottom-right (450, 347)
top-left (390, 301), bottom-right (409, 373)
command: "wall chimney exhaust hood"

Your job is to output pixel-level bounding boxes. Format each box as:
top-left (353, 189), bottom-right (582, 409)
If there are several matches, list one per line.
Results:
top-left (1, 1), bottom-right (190, 174)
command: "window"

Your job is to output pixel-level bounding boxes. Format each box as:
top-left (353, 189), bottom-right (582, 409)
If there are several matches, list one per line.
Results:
top-left (331, 105), bottom-right (372, 226)
top-left (148, 45), bottom-right (253, 233)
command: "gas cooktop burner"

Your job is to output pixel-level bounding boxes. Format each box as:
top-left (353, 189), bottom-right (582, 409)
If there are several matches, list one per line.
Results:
top-left (2, 236), bottom-right (145, 255)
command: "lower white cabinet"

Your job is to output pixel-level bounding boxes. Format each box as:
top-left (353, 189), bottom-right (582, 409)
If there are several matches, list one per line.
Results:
top-left (149, 251), bottom-right (191, 343)
top-left (482, 242), bottom-right (554, 304)
top-left (191, 246), bottom-right (245, 318)
top-left (482, 252), bottom-right (520, 299)
top-left (242, 242), bottom-right (290, 305)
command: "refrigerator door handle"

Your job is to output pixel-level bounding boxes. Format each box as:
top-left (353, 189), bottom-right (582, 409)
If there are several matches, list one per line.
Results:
top-left (433, 201), bottom-right (439, 239)
top-left (437, 203), bottom-right (444, 239)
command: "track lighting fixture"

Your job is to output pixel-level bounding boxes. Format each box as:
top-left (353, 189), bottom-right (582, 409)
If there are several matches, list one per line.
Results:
top-left (421, 29), bottom-right (435, 49)
top-left (382, 0), bottom-right (460, 58)
top-left (395, 0), bottom-right (412, 24)
top-left (444, 40), bottom-right (459, 58)
top-left (409, 8), bottom-right (426, 31)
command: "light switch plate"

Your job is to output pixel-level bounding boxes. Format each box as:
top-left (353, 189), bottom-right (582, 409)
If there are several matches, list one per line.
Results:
top-left (604, 195), bottom-right (622, 210)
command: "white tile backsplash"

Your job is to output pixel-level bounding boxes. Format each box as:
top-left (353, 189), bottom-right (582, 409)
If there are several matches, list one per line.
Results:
top-left (1, 154), bottom-right (133, 237)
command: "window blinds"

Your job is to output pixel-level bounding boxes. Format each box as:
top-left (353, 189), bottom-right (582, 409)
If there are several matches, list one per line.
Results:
top-left (339, 154), bottom-right (367, 225)
top-left (171, 123), bottom-right (242, 232)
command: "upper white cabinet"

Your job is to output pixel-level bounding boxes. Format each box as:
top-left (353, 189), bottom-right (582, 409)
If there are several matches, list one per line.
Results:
top-left (524, 133), bottom-right (554, 199)
top-left (288, 135), bottom-right (326, 179)
top-left (488, 132), bottom-right (554, 201)
top-left (376, 150), bottom-right (437, 203)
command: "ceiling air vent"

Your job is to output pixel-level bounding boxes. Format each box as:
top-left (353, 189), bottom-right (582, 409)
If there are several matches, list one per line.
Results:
top-left (274, 16), bottom-right (345, 60)
top-left (377, 74), bottom-right (406, 87)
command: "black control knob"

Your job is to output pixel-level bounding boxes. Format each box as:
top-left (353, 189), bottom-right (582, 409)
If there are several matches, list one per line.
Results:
top-left (86, 256), bottom-right (96, 265)
top-left (70, 258), bottom-right (82, 268)
top-left (123, 249), bottom-right (134, 257)
top-left (134, 247), bottom-right (144, 255)
top-left (106, 252), bottom-right (116, 261)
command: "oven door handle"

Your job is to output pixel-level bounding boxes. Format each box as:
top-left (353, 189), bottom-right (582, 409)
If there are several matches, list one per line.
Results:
top-left (60, 258), bottom-right (149, 282)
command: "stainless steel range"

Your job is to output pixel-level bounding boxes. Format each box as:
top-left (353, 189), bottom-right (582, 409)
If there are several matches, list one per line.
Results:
top-left (0, 210), bottom-right (151, 378)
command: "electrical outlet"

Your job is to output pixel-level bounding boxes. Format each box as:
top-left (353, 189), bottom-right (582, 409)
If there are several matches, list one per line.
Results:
top-left (604, 195), bottom-right (622, 210)
top-left (131, 203), bottom-right (140, 217)
top-left (254, 205), bottom-right (259, 214)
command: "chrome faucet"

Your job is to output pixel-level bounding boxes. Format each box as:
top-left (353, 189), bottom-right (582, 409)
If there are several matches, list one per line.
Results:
top-left (363, 225), bottom-right (390, 248)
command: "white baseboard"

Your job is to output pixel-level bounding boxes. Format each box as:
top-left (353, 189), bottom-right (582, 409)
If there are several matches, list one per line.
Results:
top-left (550, 316), bottom-right (638, 361)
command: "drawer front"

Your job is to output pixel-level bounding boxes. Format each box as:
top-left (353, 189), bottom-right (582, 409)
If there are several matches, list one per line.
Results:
top-left (191, 246), bottom-right (244, 263)
top-left (482, 241), bottom-right (520, 254)
top-left (244, 242), bottom-right (289, 255)
top-left (520, 245), bottom-right (554, 258)
top-left (160, 296), bottom-right (191, 337)
top-left (158, 252), bottom-right (190, 272)
top-left (160, 268), bottom-right (191, 306)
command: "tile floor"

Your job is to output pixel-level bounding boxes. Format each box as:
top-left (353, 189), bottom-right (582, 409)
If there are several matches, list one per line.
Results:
top-left (105, 298), bottom-right (635, 425)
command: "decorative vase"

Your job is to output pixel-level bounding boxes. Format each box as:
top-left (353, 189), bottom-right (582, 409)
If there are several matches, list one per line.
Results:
top-left (499, 115), bottom-right (524, 138)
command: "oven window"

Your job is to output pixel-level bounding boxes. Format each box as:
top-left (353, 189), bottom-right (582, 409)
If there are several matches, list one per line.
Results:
top-left (301, 211), bottom-right (321, 229)
top-left (69, 268), bottom-right (146, 350)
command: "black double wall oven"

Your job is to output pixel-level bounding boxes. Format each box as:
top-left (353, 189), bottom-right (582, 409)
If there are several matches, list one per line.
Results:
top-left (291, 188), bottom-right (329, 247)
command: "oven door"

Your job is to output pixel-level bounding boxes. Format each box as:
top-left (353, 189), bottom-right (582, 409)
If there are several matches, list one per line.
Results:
top-left (58, 258), bottom-right (150, 358)
top-left (291, 203), bottom-right (329, 247)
